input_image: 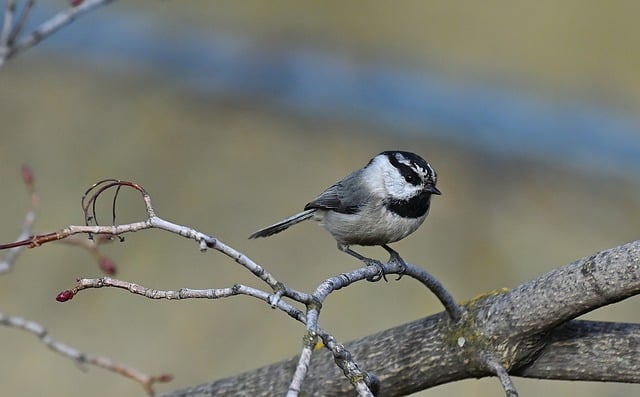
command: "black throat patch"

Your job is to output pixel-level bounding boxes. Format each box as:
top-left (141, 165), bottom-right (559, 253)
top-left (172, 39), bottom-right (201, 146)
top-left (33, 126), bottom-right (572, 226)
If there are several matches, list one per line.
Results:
top-left (385, 190), bottom-right (432, 219)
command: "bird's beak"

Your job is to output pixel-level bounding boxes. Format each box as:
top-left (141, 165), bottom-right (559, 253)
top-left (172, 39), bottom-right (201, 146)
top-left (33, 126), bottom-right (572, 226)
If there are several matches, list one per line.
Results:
top-left (427, 185), bottom-right (442, 195)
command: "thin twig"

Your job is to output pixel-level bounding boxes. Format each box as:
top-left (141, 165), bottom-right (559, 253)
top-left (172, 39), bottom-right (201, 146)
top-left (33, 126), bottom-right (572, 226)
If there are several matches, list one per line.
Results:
top-left (60, 273), bottom-right (370, 394)
top-left (322, 335), bottom-right (377, 397)
top-left (0, 0), bottom-right (118, 67)
top-left (1, 180), bottom-right (293, 296)
top-left (0, 0), bottom-right (16, 47)
top-left (7, 0), bottom-right (35, 45)
top-left (59, 277), bottom-right (287, 306)
top-left (402, 262), bottom-right (464, 321)
top-left (0, 312), bottom-right (172, 395)
top-left (484, 357), bottom-right (519, 397)
top-left (286, 334), bottom-right (316, 397)
top-left (0, 165), bottom-right (39, 274)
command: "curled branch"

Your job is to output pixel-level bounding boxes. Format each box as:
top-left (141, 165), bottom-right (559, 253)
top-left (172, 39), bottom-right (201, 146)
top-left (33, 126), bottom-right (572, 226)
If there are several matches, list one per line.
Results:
top-left (0, 168), bottom-right (119, 274)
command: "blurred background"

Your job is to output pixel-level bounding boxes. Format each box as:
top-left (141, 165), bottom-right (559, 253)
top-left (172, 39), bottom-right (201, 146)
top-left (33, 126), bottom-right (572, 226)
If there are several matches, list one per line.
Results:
top-left (1, 1), bottom-right (640, 396)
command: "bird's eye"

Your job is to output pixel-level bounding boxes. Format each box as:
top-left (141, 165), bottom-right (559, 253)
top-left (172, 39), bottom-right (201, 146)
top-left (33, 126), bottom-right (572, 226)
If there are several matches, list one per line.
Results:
top-left (403, 173), bottom-right (419, 185)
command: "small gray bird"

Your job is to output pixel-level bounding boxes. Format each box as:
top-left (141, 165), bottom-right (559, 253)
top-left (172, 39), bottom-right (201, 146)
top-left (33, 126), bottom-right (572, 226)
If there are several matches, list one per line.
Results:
top-left (250, 151), bottom-right (441, 280)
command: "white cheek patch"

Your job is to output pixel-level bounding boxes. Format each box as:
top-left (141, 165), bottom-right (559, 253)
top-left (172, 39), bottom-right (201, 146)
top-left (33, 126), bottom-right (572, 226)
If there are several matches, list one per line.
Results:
top-left (369, 153), bottom-right (436, 201)
top-left (384, 166), bottom-right (423, 200)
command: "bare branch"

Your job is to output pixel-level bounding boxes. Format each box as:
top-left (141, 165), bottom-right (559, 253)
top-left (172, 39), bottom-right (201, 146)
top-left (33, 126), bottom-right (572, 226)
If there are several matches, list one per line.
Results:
top-left (515, 320), bottom-right (640, 382)
top-left (0, 312), bottom-right (172, 395)
top-left (158, 240), bottom-right (640, 396)
top-left (7, 0), bottom-right (34, 45)
top-left (402, 262), bottom-right (463, 321)
top-left (55, 274), bottom-right (377, 396)
top-left (1, 0), bottom-right (16, 47)
top-left (0, 168), bottom-right (119, 274)
top-left (475, 240), bottom-right (640, 340)
top-left (0, 0), bottom-right (118, 68)
top-left (484, 357), bottom-right (518, 397)
top-left (0, 165), bottom-right (38, 274)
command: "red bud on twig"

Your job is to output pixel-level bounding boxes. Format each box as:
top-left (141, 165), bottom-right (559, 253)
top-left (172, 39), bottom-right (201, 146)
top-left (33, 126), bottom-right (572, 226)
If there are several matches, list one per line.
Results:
top-left (56, 290), bottom-right (74, 302)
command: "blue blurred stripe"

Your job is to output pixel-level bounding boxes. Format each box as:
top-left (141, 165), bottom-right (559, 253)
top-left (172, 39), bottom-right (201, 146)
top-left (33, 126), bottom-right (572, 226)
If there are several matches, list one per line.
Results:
top-left (38, 7), bottom-right (640, 178)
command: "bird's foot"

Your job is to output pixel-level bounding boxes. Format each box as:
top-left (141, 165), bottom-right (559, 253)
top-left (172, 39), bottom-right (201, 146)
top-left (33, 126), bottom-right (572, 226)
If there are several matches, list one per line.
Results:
top-left (382, 245), bottom-right (407, 280)
top-left (364, 258), bottom-right (388, 282)
top-left (339, 245), bottom-right (389, 282)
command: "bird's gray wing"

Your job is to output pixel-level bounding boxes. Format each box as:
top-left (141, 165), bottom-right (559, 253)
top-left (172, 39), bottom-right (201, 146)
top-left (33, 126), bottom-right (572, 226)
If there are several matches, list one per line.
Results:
top-left (304, 172), bottom-right (368, 214)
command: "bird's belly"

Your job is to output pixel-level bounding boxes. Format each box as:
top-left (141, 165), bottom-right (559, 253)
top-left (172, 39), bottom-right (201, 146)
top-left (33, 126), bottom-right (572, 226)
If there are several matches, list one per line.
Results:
top-left (317, 209), bottom-right (426, 246)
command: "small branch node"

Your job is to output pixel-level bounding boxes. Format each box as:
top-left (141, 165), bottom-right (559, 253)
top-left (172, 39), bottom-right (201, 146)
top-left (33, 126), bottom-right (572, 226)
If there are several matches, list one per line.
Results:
top-left (269, 284), bottom-right (286, 307)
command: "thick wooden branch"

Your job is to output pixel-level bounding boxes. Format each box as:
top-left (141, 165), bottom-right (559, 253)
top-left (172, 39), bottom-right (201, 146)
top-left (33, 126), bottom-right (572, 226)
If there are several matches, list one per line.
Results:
top-left (159, 318), bottom-right (640, 397)
top-left (516, 320), bottom-right (640, 382)
top-left (159, 240), bottom-right (640, 396)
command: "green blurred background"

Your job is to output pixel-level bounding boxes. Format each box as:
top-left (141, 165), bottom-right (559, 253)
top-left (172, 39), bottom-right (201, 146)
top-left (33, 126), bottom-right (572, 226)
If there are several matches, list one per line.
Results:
top-left (1, 1), bottom-right (640, 396)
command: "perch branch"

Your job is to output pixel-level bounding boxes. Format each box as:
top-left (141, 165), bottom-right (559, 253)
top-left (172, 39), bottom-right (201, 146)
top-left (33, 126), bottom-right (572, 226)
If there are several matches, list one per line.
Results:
top-left (289, 259), bottom-right (463, 396)
top-left (158, 240), bottom-right (640, 396)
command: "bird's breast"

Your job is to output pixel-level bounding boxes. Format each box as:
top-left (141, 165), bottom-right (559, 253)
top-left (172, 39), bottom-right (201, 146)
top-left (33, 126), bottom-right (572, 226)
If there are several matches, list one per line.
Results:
top-left (315, 204), bottom-right (428, 246)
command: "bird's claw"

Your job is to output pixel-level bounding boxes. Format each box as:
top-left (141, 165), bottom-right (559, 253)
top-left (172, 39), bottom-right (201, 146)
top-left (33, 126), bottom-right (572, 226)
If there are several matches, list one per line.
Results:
top-left (383, 245), bottom-right (407, 280)
top-left (365, 259), bottom-right (388, 282)
top-left (389, 252), bottom-right (407, 280)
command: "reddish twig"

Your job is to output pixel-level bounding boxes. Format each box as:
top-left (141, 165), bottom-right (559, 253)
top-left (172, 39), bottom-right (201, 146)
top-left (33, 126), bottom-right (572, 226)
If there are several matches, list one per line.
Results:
top-left (0, 179), bottom-right (287, 292)
top-left (0, 168), bottom-right (118, 274)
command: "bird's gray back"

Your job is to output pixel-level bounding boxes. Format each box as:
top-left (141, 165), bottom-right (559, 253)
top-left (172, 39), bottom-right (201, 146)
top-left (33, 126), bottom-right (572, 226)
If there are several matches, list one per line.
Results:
top-left (304, 169), bottom-right (373, 215)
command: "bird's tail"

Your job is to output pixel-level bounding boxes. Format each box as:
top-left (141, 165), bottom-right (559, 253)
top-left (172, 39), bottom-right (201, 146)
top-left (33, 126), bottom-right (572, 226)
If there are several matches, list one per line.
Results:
top-left (249, 209), bottom-right (316, 239)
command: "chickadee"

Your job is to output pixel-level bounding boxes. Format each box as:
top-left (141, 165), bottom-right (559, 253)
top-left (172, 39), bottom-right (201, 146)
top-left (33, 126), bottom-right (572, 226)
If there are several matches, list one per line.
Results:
top-left (250, 151), bottom-right (441, 281)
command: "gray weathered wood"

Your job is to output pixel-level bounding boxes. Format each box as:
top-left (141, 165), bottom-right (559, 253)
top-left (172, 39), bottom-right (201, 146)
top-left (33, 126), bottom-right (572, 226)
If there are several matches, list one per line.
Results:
top-left (160, 240), bottom-right (640, 396)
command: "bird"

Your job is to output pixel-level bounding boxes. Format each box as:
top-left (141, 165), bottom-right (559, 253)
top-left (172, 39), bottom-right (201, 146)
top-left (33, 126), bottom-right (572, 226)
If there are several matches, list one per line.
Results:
top-left (249, 150), bottom-right (441, 281)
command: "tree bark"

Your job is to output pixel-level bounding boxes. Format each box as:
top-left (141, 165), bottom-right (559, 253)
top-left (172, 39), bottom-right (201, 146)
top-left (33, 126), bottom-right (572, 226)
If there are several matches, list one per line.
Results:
top-left (160, 240), bottom-right (640, 396)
